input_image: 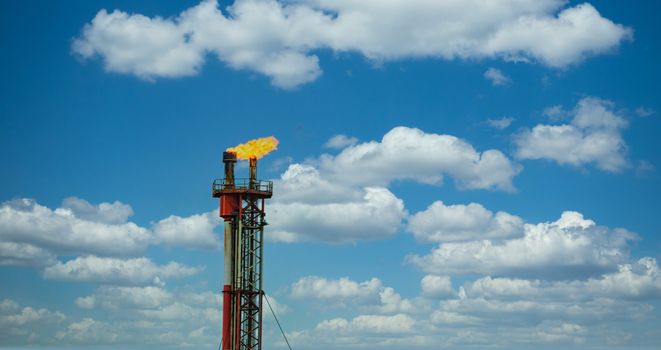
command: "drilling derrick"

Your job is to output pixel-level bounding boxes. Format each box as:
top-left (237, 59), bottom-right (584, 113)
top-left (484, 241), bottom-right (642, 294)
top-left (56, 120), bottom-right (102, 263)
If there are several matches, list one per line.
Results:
top-left (213, 151), bottom-right (272, 350)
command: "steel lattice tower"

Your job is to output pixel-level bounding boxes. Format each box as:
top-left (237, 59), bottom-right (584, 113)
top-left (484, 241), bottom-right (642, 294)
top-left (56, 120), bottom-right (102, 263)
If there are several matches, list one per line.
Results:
top-left (213, 153), bottom-right (272, 350)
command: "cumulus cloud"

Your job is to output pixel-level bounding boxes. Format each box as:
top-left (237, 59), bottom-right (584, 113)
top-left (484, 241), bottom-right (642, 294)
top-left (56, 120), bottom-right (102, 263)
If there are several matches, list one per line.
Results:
top-left (484, 68), bottom-right (511, 86)
top-left (0, 300), bottom-right (65, 328)
top-left (274, 164), bottom-right (364, 205)
top-left (376, 287), bottom-right (415, 314)
top-left (47, 287), bottom-right (225, 347)
top-left (408, 211), bottom-right (636, 278)
top-left (73, 0), bottom-right (631, 88)
top-left (421, 275), bottom-right (455, 298)
top-left (407, 201), bottom-right (524, 242)
top-left (0, 198), bottom-right (151, 257)
top-left (152, 211), bottom-right (221, 249)
top-left (285, 262), bottom-right (661, 348)
top-left (74, 296), bottom-right (96, 310)
top-left (75, 286), bottom-right (173, 310)
top-left (43, 256), bottom-right (203, 286)
top-left (461, 258), bottom-right (661, 301)
top-left (61, 197), bottom-right (133, 225)
top-left (0, 242), bottom-right (56, 267)
top-left (317, 126), bottom-right (521, 191)
top-left (429, 310), bottom-right (480, 325)
top-left (0, 198), bottom-right (224, 266)
top-left (269, 186), bottom-right (406, 243)
top-left (268, 126), bottom-right (520, 243)
top-left (515, 97), bottom-right (629, 172)
top-left (280, 204), bottom-right (656, 348)
top-left (0, 299), bottom-right (66, 345)
top-left (440, 293), bottom-right (652, 326)
top-left (317, 314), bottom-right (415, 334)
top-left (287, 313), bottom-right (420, 348)
top-left (290, 276), bottom-right (382, 300)
top-left (289, 275), bottom-right (424, 317)
top-left (54, 318), bottom-right (118, 344)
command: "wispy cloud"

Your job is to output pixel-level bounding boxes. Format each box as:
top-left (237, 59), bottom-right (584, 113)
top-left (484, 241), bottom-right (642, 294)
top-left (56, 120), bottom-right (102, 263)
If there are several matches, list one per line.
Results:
top-left (486, 117), bottom-right (515, 129)
top-left (484, 68), bottom-right (511, 86)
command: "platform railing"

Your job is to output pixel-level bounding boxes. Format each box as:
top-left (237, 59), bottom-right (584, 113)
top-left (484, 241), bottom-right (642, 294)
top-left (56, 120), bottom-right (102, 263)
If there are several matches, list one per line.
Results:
top-left (213, 178), bottom-right (273, 193)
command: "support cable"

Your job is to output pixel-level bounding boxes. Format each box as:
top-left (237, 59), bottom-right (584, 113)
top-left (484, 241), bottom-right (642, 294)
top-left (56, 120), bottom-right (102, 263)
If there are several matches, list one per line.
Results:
top-left (263, 293), bottom-right (293, 350)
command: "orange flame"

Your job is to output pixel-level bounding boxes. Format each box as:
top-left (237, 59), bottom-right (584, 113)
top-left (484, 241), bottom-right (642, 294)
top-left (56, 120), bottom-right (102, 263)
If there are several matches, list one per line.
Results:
top-left (227, 136), bottom-right (279, 160)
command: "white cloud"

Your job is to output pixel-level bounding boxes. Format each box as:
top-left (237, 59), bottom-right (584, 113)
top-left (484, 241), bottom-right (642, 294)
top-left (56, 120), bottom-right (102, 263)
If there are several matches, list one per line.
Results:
top-left (269, 126), bottom-right (520, 243)
top-left (316, 314), bottom-right (415, 334)
top-left (407, 201), bottom-right (524, 242)
top-left (73, 0), bottom-right (631, 88)
top-left (43, 255), bottom-right (203, 286)
top-left (376, 287), bottom-right (415, 314)
top-left (55, 318), bottom-right (120, 344)
top-left (274, 194), bottom-right (658, 348)
top-left (181, 290), bottom-right (222, 308)
top-left (152, 211), bottom-right (221, 249)
top-left (484, 68), bottom-right (511, 86)
top-left (439, 294), bottom-right (653, 326)
top-left (0, 299), bottom-right (20, 314)
top-left (0, 198), bottom-right (151, 257)
top-left (0, 303), bottom-right (65, 328)
top-left (74, 296), bottom-right (96, 310)
top-left (55, 286), bottom-right (224, 346)
top-left (0, 299), bottom-right (66, 345)
top-left (61, 197), bottom-right (133, 225)
top-left (429, 310), bottom-right (480, 325)
top-left (287, 313), bottom-right (418, 347)
top-left (408, 211), bottom-right (636, 278)
top-left (421, 275), bottom-right (454, 298)
top-left (461, 258), bottom-right (661, 301)
top-left (72, 10), bottom-right (204, 80)
top-left (543, 105), bottom-right (569, 121)
top-left (137, 302), bottom-right (213, 321)
top-left (291, 276), bottom-right (382, 300)
top-left (0, 198), bottom-right (224, 263)
top-left (515, 97), bottom-right (629, 172)
top-left (317, 126), bottom-right (521, 191)
top-left (269, 186), bottom-right (406, 243)
top-left (285, 263), bottom-right (661, 348)
top-left (0, 242), bottom-right (56, 267)
top-left (324, 134), bottom-right (359, 149)
top-left (635, 106), bottom-right (655, 117)
top-left (290, 275), bottom-right (426, 316)
top-left (274, 164), bottom-right (363, 205)
top-left (486, 117), bottom-right (514, 130)
top-left (264, 294), bottom-right (290, 316)
top-left (76, 286), bottom-right (173, 310)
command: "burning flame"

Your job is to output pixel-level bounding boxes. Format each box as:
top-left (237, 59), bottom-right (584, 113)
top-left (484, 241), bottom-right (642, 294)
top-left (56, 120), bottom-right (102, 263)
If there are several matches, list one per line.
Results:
top-left (227, 136), bottom-right (279, 160)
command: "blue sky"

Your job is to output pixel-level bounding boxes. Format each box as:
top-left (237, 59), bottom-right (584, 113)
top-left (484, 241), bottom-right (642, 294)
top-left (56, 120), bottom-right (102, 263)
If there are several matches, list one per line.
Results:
top-left (1, 0), bottom-right (660, 349)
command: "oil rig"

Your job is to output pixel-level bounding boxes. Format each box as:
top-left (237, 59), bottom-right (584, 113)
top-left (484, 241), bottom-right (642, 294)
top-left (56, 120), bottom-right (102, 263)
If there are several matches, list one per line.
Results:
top-left (212, 137), bottom-right (277, 350)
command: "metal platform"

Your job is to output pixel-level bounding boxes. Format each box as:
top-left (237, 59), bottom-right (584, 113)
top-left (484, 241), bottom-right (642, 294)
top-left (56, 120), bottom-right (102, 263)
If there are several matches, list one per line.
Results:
top-left (212, 178), bottom-right (273, 198)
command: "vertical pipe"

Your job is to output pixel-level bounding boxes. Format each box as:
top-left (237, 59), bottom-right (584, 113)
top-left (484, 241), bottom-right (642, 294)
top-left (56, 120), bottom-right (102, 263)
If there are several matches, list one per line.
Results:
top-left (222, 221), bottom-right (233, 350)
top-left (235, 290), bottom-right (241, 349)
top-left (223, 152), bottom-right (237, 188)
top-left (249, 157), bottom-right (257, 190)
top-left (258, 198), bottom-right (265, 350)
top-left (222, 151), bottom-right (237, 350)
top-left (247, 214), bottom-right (255, 350)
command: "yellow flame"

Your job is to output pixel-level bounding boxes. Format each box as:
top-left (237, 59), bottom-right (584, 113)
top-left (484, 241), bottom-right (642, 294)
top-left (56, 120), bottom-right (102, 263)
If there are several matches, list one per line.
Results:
top-left (227, 136), bottom-right (279, 160)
